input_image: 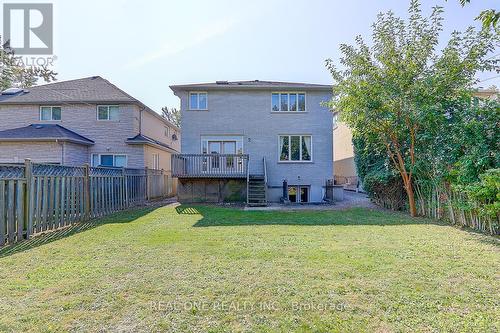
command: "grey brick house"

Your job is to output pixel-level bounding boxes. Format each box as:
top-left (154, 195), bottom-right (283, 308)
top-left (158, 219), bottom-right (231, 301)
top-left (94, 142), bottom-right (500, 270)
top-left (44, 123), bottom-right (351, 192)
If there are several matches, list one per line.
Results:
top-left (170, 80), bottom-right (333, 205)
top-left (0, 76), bottom-right (180, 171)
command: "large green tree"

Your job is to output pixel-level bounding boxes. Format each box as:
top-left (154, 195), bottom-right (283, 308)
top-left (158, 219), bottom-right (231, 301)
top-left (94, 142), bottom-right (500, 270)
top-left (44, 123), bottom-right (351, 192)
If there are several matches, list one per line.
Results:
top-left (0, 36), bottom-right (57, 89)
top-left (326, 0), bottom-right (499, 216)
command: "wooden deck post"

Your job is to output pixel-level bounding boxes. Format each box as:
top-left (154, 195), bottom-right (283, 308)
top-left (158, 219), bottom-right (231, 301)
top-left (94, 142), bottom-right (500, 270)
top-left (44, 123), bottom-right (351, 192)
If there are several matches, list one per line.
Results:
top-left (83, 164), bottom-right (90, 220)
top-left (24, 159), bottom-right (34, 239)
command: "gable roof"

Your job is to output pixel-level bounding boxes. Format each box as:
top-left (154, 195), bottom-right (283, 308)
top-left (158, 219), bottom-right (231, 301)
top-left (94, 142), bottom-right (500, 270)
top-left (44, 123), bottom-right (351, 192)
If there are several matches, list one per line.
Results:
top-left (0, 76), bottom-right (138, 104)
top-left (0, 124), bottom-right (94, 145)
top-left (170, 80), bottom-right (332, 92)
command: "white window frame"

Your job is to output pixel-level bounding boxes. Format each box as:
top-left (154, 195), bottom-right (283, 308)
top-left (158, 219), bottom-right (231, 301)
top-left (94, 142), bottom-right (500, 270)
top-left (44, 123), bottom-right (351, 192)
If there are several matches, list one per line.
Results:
top-left (189, 92), bottom-right (208, 110)
top-left (152, 153), bottom-right (160, 170)
top-left (91, 153), bottom-right (128, 167)
top-left (278, 134), bottom-right (313, 163)
top-left (288, 185), bottom-right (310, 203)
top-left (39, 106), bottom-right (62, 121)
top-left (271, 92), bottom-right (306, 112)
top-left (96, 105), bottom-right (119, 121)
top-left (200, 135), bottom-right (244, 154)
top-left (332, 112), bottom-right (339, 130)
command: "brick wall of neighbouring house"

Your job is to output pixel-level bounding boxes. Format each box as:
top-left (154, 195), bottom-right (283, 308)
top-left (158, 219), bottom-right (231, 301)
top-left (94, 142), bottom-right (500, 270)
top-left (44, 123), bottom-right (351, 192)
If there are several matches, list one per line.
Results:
top-left (177, 178), bottom-right (246, 203)
top-left (63, 142), bottom-right (89, 166)
top-left (0, 142), bottom-right (63, 164)
top-left (0, 104), bottom-right (145, 168)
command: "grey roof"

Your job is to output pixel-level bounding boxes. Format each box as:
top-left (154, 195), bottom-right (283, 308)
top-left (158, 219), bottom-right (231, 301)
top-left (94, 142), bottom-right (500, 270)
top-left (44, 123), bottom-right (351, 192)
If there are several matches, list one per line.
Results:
top-left (126, 134), bottom-right (178, 153)
top-left (0, 76), bottom-right (138, 104)
top-left (0, 124), bottom-right (94, 145)
top-left (170, 80), bottom-right (332, 91)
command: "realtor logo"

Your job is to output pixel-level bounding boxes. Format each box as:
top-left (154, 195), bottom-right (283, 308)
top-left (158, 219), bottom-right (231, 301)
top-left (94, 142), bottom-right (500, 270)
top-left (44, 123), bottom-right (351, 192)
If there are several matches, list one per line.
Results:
top-left (3, 3), bottom-right (53, 54)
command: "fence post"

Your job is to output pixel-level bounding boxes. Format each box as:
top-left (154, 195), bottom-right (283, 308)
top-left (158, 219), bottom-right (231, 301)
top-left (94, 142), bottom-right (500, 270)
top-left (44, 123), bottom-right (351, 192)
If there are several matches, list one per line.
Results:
top-left (161, 169), bottom-right (165, 197)
top-left (24, 159), bottom-right (34, 239)
top-left (145, 166), bottom-right (149, 201)
top-left (83, 164), bottom-right (90, 220)
top-left (122, 167), bottom-right (128, 207)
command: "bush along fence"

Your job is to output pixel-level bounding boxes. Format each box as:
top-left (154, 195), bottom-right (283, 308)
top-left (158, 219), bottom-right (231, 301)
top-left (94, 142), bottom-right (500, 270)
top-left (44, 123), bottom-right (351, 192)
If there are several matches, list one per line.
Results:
top-left (368, 172), bottom-right (499, 235)
top-left (0, 160), bottom-right (175, 246)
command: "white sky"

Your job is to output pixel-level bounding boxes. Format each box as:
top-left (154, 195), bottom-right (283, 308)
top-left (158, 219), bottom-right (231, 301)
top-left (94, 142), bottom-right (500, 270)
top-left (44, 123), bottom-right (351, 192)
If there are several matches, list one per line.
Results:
top-left (12, 0), bottom-right (500, 112)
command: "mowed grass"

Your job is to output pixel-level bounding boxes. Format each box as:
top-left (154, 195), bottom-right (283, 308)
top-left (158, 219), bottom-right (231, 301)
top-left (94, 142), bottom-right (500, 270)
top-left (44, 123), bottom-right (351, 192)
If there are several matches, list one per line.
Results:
top-left (0, 205), bottom-right (499, 332)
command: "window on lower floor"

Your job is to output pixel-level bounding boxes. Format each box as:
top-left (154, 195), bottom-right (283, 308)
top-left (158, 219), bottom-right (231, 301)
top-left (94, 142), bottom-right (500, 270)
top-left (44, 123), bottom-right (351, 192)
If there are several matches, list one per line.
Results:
top-left (91, 154), bottom-right (127, 167)
top-left (152, 153), bottom-right (160, 169)
top-left (279, 135), bottom-right (312, 161)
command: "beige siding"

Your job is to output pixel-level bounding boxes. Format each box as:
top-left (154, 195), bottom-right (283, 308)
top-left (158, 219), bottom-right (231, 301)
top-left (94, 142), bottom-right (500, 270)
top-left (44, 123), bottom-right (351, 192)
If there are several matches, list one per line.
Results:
top-left (141, 110), bottom-right (180, 152)
top-left (0, 142), bottom-right (62, 164)
top-left (143, 145), bottom-right (178, 194)
top-left (333, 121), bottom-right (357, 178)
top-left (335, 157), bottom-right (357, 178)
top-left (144, 145), bottom-right (171, 171)
top-left (333, 122), bottom-right (354, 162)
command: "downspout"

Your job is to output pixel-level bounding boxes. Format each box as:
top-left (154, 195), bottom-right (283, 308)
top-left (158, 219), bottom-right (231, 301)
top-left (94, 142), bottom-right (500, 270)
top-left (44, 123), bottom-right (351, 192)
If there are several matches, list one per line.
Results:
top-left (138, 105), bottom-right (145, 135)
top-left (138, 105), bottom-right (146, 168)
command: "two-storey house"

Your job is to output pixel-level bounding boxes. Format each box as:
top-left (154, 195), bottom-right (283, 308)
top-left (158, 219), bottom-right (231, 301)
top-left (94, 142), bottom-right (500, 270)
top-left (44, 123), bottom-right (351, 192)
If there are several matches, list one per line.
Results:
top-left (0, 76), bottom-right (180, 172)
top-left (170, 80), bottom-right (333, 205)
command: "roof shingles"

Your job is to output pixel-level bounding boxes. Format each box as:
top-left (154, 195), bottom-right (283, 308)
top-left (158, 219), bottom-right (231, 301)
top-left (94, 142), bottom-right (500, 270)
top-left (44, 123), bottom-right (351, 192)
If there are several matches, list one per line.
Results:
top-left (0, 76), bottom-right (138, 104)
top-left (0, 124), bottom-right (94, 145)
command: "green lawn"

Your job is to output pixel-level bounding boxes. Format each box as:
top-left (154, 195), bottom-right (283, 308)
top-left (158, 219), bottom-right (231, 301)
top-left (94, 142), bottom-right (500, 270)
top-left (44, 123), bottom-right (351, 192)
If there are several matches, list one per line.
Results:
top-left (0, 205), bottom-right (499, 332)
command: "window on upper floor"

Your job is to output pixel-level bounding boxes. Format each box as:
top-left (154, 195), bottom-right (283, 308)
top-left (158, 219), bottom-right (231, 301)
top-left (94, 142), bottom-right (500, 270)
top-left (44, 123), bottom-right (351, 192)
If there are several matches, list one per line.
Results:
top-left (279, 135), bottom-right (312, 162)
top-left (91, 154), bottom-right (127, 167)
top-left (40, 106), bottom-right (61, 121)
top-left (97, 105), bottom-right (119, 120)
top-left (272, 93), bottom-right (306, 112)
top-left (332, 112), bottom-right (339, 130)
top-left (189, 92), bottom-right (207, 110)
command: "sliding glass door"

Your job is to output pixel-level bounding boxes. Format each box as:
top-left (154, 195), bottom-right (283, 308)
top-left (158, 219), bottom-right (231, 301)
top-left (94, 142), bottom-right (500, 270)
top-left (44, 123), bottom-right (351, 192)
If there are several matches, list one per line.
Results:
top-left (207, 140), bottom-right (237, 171)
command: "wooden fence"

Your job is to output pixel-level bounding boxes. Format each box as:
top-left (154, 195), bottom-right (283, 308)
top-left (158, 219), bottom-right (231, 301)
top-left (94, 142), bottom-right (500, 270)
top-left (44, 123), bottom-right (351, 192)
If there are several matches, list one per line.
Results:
top-left (0, 160), bottom-right (174, 246)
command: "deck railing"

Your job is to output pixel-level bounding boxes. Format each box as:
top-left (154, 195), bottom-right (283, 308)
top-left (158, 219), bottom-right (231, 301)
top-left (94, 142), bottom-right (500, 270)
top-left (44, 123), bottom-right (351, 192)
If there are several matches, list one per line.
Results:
top-left (172, 154), bottom-right (249, 178)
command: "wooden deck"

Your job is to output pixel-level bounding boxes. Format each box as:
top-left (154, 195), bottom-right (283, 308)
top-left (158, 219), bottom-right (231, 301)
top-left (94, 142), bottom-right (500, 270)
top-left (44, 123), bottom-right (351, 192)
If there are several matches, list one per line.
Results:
top-left (172, 154), bottom-right (249, 178)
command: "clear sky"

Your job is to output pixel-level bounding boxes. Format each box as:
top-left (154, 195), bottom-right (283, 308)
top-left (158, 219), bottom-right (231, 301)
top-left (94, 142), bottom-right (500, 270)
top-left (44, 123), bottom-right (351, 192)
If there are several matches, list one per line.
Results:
top-left (43, 0), bottom-right (500, 112)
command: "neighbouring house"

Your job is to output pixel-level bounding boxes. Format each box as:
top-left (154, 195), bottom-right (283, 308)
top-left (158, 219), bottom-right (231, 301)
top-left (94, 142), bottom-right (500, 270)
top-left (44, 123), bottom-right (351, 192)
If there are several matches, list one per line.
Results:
top-left (332, 87), bottom-right (499, 190)
top-left (170, 80), bottom-right (333, 205)
top-left (332, 117), bottom-right (358, 191)
top-left (0, 76), bottom-right (180, 172)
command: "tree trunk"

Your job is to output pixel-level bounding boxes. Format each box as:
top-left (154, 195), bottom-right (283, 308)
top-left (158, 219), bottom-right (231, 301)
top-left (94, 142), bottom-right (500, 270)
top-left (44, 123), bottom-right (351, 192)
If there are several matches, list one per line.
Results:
top-left (405, 183), bottom-right (417, 217)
